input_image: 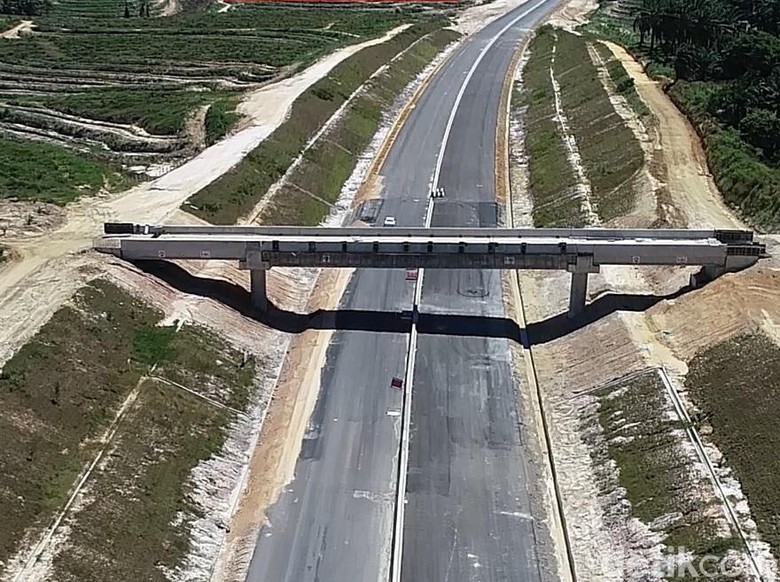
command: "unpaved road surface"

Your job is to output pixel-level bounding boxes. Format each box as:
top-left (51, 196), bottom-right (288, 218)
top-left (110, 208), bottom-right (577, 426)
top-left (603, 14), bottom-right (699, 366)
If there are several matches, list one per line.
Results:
top-left (0, 20), bottom-right (32, 39)
top-left (603, 41), bottom-right (745, 230)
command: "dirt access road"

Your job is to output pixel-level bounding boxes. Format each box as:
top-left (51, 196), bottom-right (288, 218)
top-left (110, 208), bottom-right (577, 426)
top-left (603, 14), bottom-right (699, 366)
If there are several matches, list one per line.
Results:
top-left (603, 41), bottom-right (744, 230)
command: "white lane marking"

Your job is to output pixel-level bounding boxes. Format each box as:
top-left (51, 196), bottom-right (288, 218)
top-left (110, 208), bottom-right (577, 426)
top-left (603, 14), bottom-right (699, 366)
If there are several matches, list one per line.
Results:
top-left (431, 0), bottom-right (553, 191)
top-left (392, 1), bottom-right (554, 580)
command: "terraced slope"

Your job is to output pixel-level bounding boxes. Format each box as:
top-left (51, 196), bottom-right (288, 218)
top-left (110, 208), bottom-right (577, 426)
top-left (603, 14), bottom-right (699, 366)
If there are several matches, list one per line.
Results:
top-left (0, 2), bottom-right (420, 193)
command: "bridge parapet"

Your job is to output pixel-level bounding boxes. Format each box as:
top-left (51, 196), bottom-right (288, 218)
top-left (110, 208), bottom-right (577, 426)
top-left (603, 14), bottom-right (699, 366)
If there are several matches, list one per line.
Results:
top-left (96, 223), bottom-right (767, 318)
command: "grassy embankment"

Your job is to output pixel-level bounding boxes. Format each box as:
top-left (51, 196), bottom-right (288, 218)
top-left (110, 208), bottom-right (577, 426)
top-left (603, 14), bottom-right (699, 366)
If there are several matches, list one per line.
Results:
top-left (519, 27), bottom-right (643, 226)
top-left (0, 280), bottom-right (257, 579)
top-left (0, 138), bottom-right (127, 203)
top-left (589, 371), bottom-right (741, 575)
top-left (185, 20), bottom-right (453, 225)
top-left (259, 27), bottom-right (461, 225)
top-left (591, 41), bottom-right (650, 119)
top-left (553, 30), bottom-right (644, 221)
top-left (520, 27), bottom-right (582, 227)
top-left (0, 3), bottom-right (423, 204)
top-left (584, 1), bottom-right (780, 231)
top-left (686, 333), bottom-right (780, 558)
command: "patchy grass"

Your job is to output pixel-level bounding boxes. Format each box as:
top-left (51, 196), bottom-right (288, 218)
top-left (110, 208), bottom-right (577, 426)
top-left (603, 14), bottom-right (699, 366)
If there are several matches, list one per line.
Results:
top-left (187, 20), bottom-right (449, 224)
top-left (553, 30), bottom-right (644, 221)
top-left (0, 280), bottom-right (158, 564)
top-left (520, 27), bottom-right (584, 227)
top-left (0, 279), bottom-right (258, 575)
top-left (260, 27), bottom-right (459, 226)
top-left (49, 381), bottom-right (229, 582)
top-left (48, 324), bottom-right (256, 581)
top-left (588, 370), bottom-right (739, 573)
top-left (0, 136), bottom-right (127, 204)
top-left (687, 333), bottom-right (780, 556)
top-left (592, 41), bottom-right (650, 119)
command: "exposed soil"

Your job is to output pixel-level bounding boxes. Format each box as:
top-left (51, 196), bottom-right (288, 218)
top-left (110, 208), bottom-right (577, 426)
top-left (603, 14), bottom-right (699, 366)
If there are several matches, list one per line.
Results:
top-left (602, 41), bottom-right (745, 230)
top-left (0, 20), bottom-right (32, 40)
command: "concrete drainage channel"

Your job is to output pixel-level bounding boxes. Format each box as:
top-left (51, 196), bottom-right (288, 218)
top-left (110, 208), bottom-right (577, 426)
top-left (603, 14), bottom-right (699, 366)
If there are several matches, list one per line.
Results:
top-left (657, 367), bottom-right (766, 581)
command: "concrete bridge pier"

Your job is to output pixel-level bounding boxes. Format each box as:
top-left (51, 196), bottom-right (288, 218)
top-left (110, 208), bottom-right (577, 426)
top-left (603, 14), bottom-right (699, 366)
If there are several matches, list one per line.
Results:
top-left (567, 255), bottom-right (599, 318)
top-left (241, 248), bottom-right (271, 312)
top-left (568, 272), bottom-right (589, 318)
top-left (250, 268), bottom-right (268, 312)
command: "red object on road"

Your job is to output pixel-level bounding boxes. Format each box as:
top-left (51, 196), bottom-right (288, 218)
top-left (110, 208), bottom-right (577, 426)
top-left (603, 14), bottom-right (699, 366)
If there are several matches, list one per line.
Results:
top-left (390, 377), bottom-right (404, 390)
top-left (405, 269), bottom-right (418, 281)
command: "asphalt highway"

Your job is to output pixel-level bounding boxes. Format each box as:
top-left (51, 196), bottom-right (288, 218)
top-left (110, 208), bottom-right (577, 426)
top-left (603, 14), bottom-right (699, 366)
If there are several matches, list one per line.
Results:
top-left (245, 1), bottom-right (560, 580)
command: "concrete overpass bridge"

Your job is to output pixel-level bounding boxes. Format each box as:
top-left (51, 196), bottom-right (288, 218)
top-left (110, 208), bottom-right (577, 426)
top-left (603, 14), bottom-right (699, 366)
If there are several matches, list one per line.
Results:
top-left (96, 223), bottom-right (766, 317)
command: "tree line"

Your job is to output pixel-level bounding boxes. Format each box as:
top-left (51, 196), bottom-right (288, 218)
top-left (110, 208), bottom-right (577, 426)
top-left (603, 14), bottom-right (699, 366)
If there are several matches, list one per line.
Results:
top-left (632, 0), bottom-right (780, 164)
top-left (0, 0), bottom-right (50, 16)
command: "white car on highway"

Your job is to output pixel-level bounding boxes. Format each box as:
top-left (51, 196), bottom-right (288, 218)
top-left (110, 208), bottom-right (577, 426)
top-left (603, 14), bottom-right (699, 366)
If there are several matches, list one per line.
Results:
top-left (383, 216), bottom-right (396, 227)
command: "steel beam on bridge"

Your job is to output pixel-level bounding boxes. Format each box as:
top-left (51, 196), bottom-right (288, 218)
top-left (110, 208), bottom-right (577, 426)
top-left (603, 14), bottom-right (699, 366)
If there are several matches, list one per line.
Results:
top-left (96, 223), bottom-right (767, 318)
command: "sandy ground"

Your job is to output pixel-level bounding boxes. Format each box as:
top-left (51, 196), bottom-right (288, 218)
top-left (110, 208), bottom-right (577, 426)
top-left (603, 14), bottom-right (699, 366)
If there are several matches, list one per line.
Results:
top-left (603, 41), bottom-right (745, 230)
top-left (509, 10), bottom-right (779, 579)
top-left (237, 24), bottom-right (411, 124)
top-left (0, 20), bottom-right (32, 39)
top-left (546, 0), bottom-right (597, 30)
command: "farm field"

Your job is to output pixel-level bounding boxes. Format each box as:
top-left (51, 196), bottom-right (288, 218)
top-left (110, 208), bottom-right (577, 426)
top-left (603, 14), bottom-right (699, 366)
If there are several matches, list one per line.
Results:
top-left (0, 0), bottom-right (428, 202)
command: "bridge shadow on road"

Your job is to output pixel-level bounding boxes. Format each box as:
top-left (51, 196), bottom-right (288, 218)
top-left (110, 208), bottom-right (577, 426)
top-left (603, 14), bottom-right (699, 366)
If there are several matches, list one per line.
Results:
top-left (133, 260), bottom-right (691, 345)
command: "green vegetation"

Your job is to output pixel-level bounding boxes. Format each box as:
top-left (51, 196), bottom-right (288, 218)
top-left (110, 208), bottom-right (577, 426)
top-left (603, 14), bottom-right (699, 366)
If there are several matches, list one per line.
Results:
top-left (687, 333), bottom-right (780, 556)
top-left (521, 27), bottom-right (583, 227)
top-left (591, 371), bottom-right (740, 575)
top-left (0, 136), bottom-right (126, 204)
top-left (0, 279), bottom-right (257, 576)
top-left (592, 41), bottom-right (650, 118)
top-left (587, 0), bottom-right (780, 230)
top-left (50, 381), bottom-right (229, 582)
top-left (186, 20), bottom-right (449, 224)
top-left (0, 3), bottom-right (430, 201)
top-left (260, 27), bottom-right (460, 226)
top-left (553, 30), bottom-right (644, 221)
top-left (0, 0), bottom-right (47, 17)
top-left (204, 95), bottom-right (240, 146)
top-left (520, 27), bottom-right (643, 225)
top-left (41, 89), bottom-right (231, 136)
top-left (0, 15), bottom-right (21, 30)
